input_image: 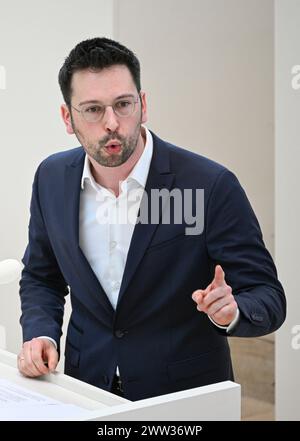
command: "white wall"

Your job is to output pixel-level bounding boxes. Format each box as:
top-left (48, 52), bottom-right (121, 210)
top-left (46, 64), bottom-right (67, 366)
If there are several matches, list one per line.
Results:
top-left (0, 0), bottom-right (114, 355)
top-left (115, 0), bottom-right (275, 255)
top-left (275, 0), bottom-right (300, 421)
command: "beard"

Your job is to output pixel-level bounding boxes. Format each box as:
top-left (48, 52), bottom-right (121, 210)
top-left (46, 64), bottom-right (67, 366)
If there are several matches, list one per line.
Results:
top-left (71, 114), bottom-right (142, 168)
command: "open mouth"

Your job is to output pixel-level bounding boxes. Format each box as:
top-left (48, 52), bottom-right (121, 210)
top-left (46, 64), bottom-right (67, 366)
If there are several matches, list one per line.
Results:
top-left (104, 143), bottom-right (122, 154)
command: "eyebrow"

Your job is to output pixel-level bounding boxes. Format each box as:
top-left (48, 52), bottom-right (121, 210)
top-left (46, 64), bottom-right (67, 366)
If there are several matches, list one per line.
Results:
top-left (78, 93), bottom-right (136, 106)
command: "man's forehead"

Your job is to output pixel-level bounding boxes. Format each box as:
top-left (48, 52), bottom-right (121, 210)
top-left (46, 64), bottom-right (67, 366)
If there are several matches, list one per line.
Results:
top-left (71, 65), bottom-right (136, 101)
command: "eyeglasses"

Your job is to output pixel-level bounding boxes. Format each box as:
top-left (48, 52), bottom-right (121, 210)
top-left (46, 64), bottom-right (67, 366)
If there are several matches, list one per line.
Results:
top-left (71, 96), bottom-right (140, 123)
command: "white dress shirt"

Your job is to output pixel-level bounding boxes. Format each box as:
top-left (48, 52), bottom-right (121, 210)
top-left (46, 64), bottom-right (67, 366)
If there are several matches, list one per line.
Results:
top-left (79, 126), bottom-right (153, 309)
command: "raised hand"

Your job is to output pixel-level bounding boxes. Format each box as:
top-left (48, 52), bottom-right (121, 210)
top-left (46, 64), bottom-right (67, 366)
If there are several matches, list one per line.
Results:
top-left (192, 265), bottom-right (237, 326)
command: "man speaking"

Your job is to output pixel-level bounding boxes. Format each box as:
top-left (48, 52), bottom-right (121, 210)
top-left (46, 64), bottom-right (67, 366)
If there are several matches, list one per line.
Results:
top-left (18, 38), bottom-right (286, 401)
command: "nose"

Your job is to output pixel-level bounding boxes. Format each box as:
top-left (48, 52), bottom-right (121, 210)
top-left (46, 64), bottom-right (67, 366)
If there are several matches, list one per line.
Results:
top-left (103, 106), bottom-right (119, 133)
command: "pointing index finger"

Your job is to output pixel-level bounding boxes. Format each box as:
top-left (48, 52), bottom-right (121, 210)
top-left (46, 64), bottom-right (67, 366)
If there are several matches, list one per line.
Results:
top-left (213, 265), bottom-right (226, 287)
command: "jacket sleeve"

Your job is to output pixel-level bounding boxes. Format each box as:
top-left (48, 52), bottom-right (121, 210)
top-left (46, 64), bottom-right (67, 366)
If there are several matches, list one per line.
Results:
top-left (205, 169), bottom-right (286, 337)
top-left (19, 163), bottom-right (69, 352)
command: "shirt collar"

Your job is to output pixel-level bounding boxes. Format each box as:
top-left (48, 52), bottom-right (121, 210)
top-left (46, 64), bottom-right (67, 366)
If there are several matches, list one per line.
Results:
top-left (81, 126), bottom-right (153, 191)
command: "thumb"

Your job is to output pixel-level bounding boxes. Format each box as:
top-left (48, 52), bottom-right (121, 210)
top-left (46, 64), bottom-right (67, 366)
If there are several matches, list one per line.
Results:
top-left (45, 342), bottom-right (58, 372)
top-left (212, 265), bottom-right (226, 287)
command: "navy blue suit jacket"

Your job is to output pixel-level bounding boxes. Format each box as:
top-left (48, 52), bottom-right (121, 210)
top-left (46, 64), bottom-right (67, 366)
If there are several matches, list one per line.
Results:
top-left (20, 132), bottom-right (286, 400)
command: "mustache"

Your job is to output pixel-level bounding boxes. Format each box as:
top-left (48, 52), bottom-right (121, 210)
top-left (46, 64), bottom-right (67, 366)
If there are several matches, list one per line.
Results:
top-left (98, 133), bottom-right (125, 147)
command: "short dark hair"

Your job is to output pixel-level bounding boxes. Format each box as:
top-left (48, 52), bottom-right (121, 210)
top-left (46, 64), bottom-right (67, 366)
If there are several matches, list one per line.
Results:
top-left (58, 37), bottom-right (141, 106)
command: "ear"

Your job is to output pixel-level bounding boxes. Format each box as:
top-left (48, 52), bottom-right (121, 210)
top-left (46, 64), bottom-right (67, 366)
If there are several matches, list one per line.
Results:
top-left (61, 104), bottom-right (74, 135)
top-left (140, 91), bottom-right (148, 124)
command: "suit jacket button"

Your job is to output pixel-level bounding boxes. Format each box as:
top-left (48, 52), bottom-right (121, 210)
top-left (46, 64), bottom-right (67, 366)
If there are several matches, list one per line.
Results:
top-left (251, 313), bottom-right (263, 322)
top-left (115, 330), bottom-right (126, 338)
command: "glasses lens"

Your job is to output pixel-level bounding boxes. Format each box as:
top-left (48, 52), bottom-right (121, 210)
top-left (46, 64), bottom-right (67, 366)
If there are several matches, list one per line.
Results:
top-left (79, 97), bottom-right (137, 122)
top-left (82, 104), bottom-right (104, 122)
top-left (113, 98), bottom-right (136, 117)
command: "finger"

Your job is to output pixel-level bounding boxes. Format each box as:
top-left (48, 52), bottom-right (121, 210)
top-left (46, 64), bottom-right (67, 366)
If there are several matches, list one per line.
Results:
top-left (19, 342), bottom-right (40, 376)
top-left (202, 285), bottom-right (232, 310)
top-left (18, 352), bottom-right (38, 377)
top-left (17, 353), bottom-right (27, 374)
top-left (211, 301), bottom-right (238, 326)
top-left (17, 347), bottom-right (29, 376)
top-left (19, 362), bottom-right (37, 377)
top-left (207, 294), bottom-right (234, 317)
top-left (212, 265), bottom-right (226, 288)
top-left (192, 289), bottom-right (204, 303)
top-left (45, 345), bottom-right (59, 372)
top-left (21, 340), bottom-right (46, 377)
top-left (30, 338), bottom-right (50, 375)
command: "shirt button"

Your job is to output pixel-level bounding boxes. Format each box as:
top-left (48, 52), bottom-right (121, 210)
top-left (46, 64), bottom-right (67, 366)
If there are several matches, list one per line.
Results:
top-left (110, 241), bottom-right (117, 250)
top-left (113, 281), bottom-right (121, 290)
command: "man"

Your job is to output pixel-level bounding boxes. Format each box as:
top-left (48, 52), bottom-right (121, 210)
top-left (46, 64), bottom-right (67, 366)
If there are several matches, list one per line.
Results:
top-left (18, 37), bottom-right (286, 401)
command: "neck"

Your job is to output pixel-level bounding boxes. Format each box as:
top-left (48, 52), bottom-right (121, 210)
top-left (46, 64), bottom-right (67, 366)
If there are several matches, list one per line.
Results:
top-left (88, 130), bottom-right (146, 197)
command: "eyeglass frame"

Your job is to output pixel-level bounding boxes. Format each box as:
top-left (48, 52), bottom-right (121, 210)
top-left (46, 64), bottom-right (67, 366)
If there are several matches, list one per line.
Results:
top-left (70, 94), bottom-right (141, 123)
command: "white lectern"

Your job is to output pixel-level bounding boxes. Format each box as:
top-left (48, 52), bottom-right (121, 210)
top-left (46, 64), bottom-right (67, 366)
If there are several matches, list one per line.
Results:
top-left (0, 348), bottom-right (240, 420)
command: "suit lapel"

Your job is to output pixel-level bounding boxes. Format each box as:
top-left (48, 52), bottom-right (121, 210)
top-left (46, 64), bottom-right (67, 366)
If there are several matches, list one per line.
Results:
top-left (117, 135), bottom-right (175, 306)
top-left (64, 151), bottom-right (114, 323)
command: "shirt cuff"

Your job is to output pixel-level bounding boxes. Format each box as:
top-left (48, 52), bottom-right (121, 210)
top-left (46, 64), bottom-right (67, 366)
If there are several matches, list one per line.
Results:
top-left (208, 308), bottom-right (240, 333)
top-left (37, 336), bottom-right (57, 350)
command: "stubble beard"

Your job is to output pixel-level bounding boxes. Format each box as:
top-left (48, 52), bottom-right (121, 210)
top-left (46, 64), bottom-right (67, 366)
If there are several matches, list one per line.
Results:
top-left (71, 114), bottom-right (142, 168)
